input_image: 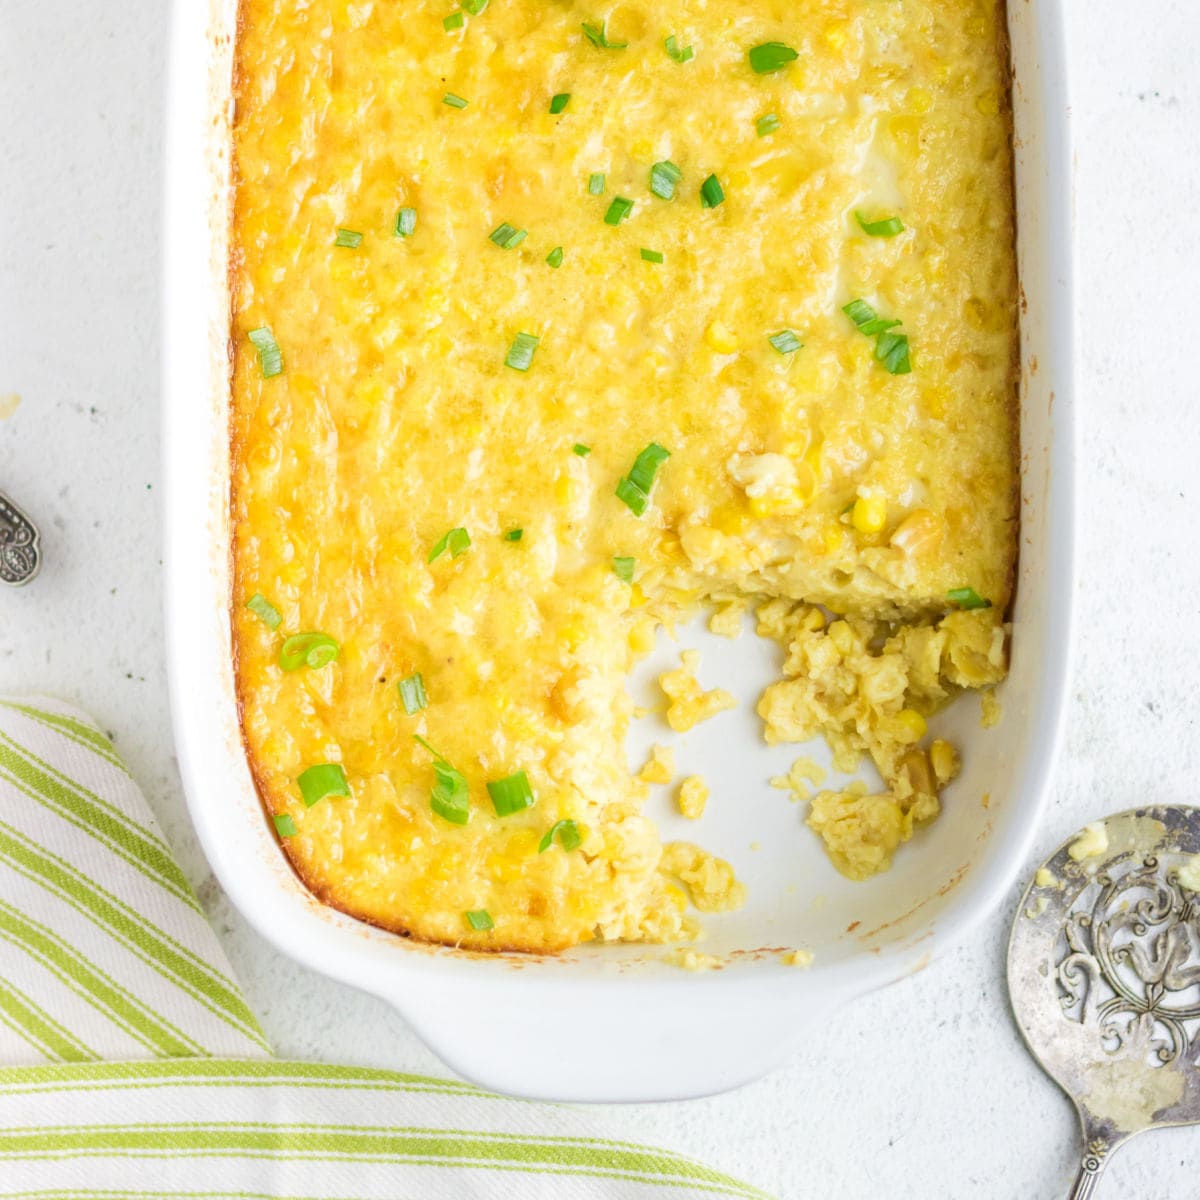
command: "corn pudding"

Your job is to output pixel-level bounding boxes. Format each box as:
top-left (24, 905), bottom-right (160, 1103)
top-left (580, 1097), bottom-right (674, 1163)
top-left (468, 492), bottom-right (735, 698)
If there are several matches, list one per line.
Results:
top-left (230, 0), bottom-right (1017, 951)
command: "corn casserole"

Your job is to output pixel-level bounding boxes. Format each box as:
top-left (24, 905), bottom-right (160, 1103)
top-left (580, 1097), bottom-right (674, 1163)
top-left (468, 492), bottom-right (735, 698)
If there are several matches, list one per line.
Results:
top-left (230, 0), bottom-right (1017, 951)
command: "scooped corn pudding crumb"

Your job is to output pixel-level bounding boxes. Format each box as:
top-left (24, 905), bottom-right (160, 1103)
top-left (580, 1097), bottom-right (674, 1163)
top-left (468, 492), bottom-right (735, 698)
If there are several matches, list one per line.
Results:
top-left (231, 0), bottom-right (1017, 951)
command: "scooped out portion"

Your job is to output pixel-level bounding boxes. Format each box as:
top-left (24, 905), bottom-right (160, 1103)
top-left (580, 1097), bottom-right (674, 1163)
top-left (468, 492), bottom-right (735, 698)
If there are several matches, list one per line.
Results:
top-left (230, 0), bottom-right (1017, 952)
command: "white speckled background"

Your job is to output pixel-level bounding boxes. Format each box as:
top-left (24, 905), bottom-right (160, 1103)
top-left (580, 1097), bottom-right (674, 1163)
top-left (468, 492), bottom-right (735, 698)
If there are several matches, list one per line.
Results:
top-left (1, 3), bottom-right (1197, 1196)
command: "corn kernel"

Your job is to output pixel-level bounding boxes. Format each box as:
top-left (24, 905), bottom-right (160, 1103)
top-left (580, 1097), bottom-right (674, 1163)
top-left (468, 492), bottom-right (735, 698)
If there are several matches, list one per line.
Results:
top-left (851, 494), bottom-right (887, 534)
top-left (976, 90), bottom-right (999, 117)
top-left (907, 86), bottom-right (932, 114)
top-left (890, 508), bottom-right (943, 556)
top-left (506, 829), bottom-right (540, 858)
top-left (704, 320), bottom-right (739, 354)
top-left (827, 620), bottom-right (856, 655)
top-left (821, 523), bottom-right (846, 555)
top-left (930, 738), bottom-right (959, 785)
top-left (893, 708), bottom-right (928, 742)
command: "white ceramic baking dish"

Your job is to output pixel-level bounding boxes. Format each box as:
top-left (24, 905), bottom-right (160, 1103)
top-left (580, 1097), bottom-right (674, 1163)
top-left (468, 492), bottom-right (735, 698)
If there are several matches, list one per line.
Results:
top-left (163, 1), bottom-right (1074, 1101)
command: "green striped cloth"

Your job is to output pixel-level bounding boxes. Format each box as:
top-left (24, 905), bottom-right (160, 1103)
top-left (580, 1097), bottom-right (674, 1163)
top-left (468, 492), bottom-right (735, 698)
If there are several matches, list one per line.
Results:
top-left (0, 696), bottom-right (768, 1198)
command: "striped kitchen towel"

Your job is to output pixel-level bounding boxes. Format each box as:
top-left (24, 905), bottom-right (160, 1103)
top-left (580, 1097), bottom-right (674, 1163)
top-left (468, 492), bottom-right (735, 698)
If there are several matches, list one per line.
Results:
top-left (0, 696), bottom-right (769, 1199)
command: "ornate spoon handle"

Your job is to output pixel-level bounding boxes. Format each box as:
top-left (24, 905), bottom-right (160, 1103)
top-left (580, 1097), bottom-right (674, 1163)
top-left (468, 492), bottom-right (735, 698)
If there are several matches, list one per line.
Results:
top-left (0, 490), bottom-right (41, 586)
top-left (1066, 1122), bottom-right (1121, 1199)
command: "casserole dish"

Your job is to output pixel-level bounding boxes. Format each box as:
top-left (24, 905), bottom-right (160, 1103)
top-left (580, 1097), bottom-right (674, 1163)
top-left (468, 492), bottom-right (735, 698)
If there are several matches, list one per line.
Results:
top-left (164, 0), bottom-right (1074, 1101)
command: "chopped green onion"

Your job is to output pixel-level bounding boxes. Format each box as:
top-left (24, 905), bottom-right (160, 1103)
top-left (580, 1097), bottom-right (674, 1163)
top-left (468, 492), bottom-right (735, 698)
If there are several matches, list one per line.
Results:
top-left (334, 228), bottom-right (363, 248)
top-left (748, 41), bottom-right (798, 74)
top-left (273, 813), bottom-right (298, 838)
top-left (581, 20), bottom-right (627, 49)
top-left (465, 909), bottom-right (494, 931)
top-left (856, 211), bottom-right (905, 238)
top-left (428, 527), bottom-right (471, 562)
top-left (664, 35), bottom-right (694, 63)
top-left (487, 770), bottom-right (536, 816)
top-left (503, 528), bottom-right (524, 542)
top-left (505, 332), bottom-right (540, 372)
top-left (649, 160), bottom-right (682, 200)
top-left (874, 330), bottom-right (911, 375)
top-left (546, 246), bottom-right (564, 268)
top-left (550, 92), bottom-right (571, 114)
top-left (616, 442), bottom-right (670, 516)
top-left (768, 329), bottom-right (803, 354)
top-left (843, 298), bottom-right (902, 336)
top-left (589, 172), bottom-right (606, 195)
top-left (443, 11), bottom-right (464, 31)
top-left (414, 735), bottom-right (470, 825)
top-left (246, 593), bottom-right (282, 630)
top-left (604, 196), bottom-right (634, 225)
top-left (489, 222), bottom-right (528, 249)
top-left (460, 0), bottom-right (487, 13)
top-left (573, 443), bottom-right (591, 457)
top-left (247, 326), bottom-right (283, 378)
top-left (756, 112), bottom-right (781, 136)
top-left (947, 587), bottom-right (991, 610)
top-left (398, 673), bottom-right (428, 715)
top-left (442, 92), bottom-right (468, 109)
top-left (296, 763), bottom-right (350, 808)
top-left (640, 248), bottom-right (663, 264)
top-left (279, 632), bottom-right (340, 671)
top-left (538, 818), bottom-right (582, 853)
top-left (394, 207), bottom-right (417, 237)
top-left (700, 174), bottom-right (725, 209)
top-left (612, 556), bottom-right (635, 582)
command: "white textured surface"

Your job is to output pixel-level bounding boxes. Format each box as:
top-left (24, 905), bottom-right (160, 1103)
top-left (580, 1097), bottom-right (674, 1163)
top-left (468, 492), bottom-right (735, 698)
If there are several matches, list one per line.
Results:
top-left (0, 3), bottom-right (1197, 1196)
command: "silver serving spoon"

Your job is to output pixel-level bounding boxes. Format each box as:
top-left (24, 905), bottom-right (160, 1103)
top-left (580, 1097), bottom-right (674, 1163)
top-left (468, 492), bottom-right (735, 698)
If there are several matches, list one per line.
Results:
top-left (0, 490), bottom-right (41, 585)
top-left (1008, 806), bottom-right (1200, 1198)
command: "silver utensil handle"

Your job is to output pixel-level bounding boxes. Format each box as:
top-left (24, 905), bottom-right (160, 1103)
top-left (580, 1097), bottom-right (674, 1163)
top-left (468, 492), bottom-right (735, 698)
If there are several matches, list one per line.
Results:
top-left (1066, 1126), bottom-right (1120, 1200)
top-left (0, 490), bottom-right (41, 586)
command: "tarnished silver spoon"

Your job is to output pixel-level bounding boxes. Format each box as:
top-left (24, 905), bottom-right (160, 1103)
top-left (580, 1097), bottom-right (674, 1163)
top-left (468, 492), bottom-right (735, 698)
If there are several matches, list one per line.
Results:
top-left (0, 490), bottom-right (41, 586)
top-left (1008, 806), bottom-right (1200, 1198)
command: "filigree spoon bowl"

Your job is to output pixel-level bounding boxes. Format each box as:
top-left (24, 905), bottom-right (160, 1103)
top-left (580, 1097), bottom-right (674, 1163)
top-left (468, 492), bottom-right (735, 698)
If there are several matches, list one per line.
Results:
top-left (0, 490), bottom-right (41, 586)
top-left (1008, 806), bottom-right (1200, 1198)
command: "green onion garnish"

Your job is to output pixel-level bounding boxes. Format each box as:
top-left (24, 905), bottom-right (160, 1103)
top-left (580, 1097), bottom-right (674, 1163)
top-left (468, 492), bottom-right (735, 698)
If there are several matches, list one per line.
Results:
top-left (538, 818), bottom-right (582, 853)
top-left (550, 92), bottom-right (571, 114)
top-left (428, 527), bottom-right (471, 562)
top-left (546, 246), bottom-right (564, 268)
top-left (855, 211), bottom-right (905, 238)
top-left (843, 298), bottom-right (902, 336)
top-left (582, 20), bottom-right (627, 49)
top-left (948, 587), bottom-right (991, 610)
top-left (664, 35), bottom-right (694, 63)
top-left (246, 593), bottom-right (283, 630)
top-left (247, 326), bottom-right (283, 378)
top-left (874, 331), bottom-right (911, 375)
top-left (503, 528), bottom-right (524, 542)
top-left (460, 0), bottom-right (487, 13)
top-left (297, 763), bottom-right (350, 808)
top-left (442, 92), bottom-right (468, 109)
top-left (465, 909), bottom-right (494, 931)
top-left (414, 735), bottom-right (470, 825)
top-left (700, 174), bottom-right (725, 209)
top-left (604, 196), bottom-right (634, 225)
top-left (640, 248), bottom-right (663, 264)
top-left (748, 41), bottom-right (798, 74)
top-left (768, 330), bottom-right (802, 354)
top-left (573, 443), bottom-right (591, 457)
top-left (279, 632), bottom-right (340, 671)
top-left (443, 11), bottom-right (464, 31)
top-left (273, 813), bottom-right (297, 838)
top-left (489, 222), bottom-right (528, 249)
top-left (616, 442), bottom-right (670, 516)
top-left (505, 332), bottom-right (540, 372)
top-left (335, 228), bottom-right (363, 248)
top-left (756, 112), bottom-right (781, 136)
top-left (588, 172), bottom-right (606, 195)
top-left (612, 556), bottom-right (635, 582)
top-left (395, 207), bottom-right (417, 238)
top-left (398, 673), bottom-right (428, 715)
top-left (487, 770), bottom-right (536, 817)
top-left (649, 160), bottom-right (682, 201)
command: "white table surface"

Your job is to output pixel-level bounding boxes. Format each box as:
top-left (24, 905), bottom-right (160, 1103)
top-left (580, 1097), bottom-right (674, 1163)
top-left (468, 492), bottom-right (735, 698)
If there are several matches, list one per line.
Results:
top-left (2, 3), bottom-right (1198, 1196)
